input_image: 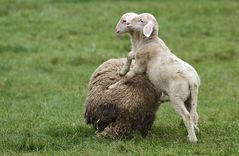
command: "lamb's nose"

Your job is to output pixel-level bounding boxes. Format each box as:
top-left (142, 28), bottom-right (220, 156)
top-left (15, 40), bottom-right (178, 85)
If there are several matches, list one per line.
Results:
top-left (126, 22), bottom-right (130, 25)
top-left (115, 28), bottom-right (120, 33)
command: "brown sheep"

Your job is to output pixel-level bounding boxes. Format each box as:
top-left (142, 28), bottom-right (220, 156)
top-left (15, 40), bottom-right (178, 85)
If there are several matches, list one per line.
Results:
top-left (84, 58), bottom-right (161, 139)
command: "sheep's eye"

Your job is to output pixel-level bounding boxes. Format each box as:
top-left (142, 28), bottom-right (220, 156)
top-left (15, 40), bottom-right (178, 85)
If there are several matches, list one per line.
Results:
top-left (122, 20), bottom-right (126, 23)
top-left (139, 19), bottom-right (144, 23)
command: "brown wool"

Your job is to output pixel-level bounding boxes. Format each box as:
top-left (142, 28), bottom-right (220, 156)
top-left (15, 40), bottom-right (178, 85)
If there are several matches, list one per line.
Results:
top-left (84, 58), bottom-right (160, 139)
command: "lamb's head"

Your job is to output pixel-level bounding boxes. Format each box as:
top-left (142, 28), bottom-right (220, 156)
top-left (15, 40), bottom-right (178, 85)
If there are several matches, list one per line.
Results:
top-left (127, 13), bottom-right (158, 38)
top-left (115, 12), bottom-right (138, 35)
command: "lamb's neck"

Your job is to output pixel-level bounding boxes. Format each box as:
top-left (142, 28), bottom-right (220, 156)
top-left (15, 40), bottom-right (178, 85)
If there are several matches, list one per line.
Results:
top-left (139, 32), bottom-right (171, 53)
top-left (139, 34), bottom-right (158, 45)
top-left (139, 29), bottom-right (159, 43)
top-left (129, 31), bottom-right (141, 52)
top-left (130, 31), bottom-right (171, 53)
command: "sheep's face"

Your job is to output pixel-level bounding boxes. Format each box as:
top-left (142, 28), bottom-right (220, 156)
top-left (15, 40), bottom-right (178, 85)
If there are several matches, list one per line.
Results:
top-left (128, 13), bottom-right (158, 38)
top-left (115, 13), bottom-right (138, 35)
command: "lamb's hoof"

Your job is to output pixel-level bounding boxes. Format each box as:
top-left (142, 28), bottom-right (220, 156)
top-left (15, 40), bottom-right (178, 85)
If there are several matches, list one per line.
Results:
top-left (188, 135), bottom-right (198, 144)
top-left (194, 125), bottom-right (200, 133)
top-left (119, 69), bottom-right (127, 76)
top-left (108, 83), bottom-right (118, 90)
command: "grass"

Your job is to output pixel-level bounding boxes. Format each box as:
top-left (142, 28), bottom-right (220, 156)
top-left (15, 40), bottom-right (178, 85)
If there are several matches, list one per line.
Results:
top-left (0, 0), bottom-right (238, 155)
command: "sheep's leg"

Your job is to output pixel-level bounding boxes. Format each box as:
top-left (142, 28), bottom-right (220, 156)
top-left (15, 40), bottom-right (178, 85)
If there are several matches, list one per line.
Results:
top-left (170, 96), bottom-right (197, 143)
top-left (120, 51), bottom-right (135, 76)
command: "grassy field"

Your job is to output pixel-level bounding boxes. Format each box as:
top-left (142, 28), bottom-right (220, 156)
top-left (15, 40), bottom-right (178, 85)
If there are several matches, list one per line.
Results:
top-left (0, 0), bottom-right (238, 155)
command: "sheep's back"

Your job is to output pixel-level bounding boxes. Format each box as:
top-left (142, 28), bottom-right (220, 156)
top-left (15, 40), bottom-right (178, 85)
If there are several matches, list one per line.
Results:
top-left (85, 58), bottom-right (159, 134)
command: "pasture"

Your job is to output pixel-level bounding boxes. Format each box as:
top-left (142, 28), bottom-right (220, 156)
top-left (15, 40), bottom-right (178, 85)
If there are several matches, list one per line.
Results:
top-left (0, 0), bottom-right (238, 155)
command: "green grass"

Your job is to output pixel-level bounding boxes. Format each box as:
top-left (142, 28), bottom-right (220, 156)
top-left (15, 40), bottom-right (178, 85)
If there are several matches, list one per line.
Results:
top-left (0, 0), bottom-right (238, 155)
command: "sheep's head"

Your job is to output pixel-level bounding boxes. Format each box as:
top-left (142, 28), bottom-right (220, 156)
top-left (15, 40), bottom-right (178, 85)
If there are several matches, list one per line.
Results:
top-left (115, 12), bottom-right (138, 35)
top-left (127, 13), bottom-right (158, 38)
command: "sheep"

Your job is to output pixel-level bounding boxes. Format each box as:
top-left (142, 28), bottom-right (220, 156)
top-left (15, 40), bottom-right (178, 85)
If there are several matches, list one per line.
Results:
top-left (84, 58), bottom-right (160, 139)
top-left (109, 13), bottom-right (200, 143)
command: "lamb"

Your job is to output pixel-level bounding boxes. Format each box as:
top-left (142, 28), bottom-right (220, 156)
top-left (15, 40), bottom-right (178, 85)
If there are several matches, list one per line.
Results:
top-left (84, 58), bottom-right (160, 139)
top-left (110, 13), bottom-right (200, 143)
top-left (114, 12), bottom-right (139, 76)
top-left (115, 12), bottom-right (169, 102)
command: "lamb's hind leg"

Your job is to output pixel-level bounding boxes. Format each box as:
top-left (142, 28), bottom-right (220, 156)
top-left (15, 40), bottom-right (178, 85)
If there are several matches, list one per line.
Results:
top-left (190, 85), bottom-right (199, 132)
top-left (185, 96), bottom-right (200, 133)
top-left (170, 96), bottom-right (197, 143)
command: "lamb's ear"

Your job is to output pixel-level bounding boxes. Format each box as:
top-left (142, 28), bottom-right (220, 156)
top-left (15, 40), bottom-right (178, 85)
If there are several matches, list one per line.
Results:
top-left (143, 21), bottom-right (154, 38)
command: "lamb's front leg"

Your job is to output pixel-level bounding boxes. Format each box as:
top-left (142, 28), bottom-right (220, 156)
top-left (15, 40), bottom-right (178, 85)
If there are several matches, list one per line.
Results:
top-left (109, 58), bottom-right (146, 89)
top-left (119, 51), bottom-right (135, 76)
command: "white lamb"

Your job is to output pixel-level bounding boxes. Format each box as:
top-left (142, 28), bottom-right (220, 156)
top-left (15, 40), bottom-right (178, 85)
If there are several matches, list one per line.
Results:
top-left (114, 12), bottom-right (139, 76)
top-left (110, 13), bottom-right (200, 143)
top-left (115, 12), bottom-right (169, 102)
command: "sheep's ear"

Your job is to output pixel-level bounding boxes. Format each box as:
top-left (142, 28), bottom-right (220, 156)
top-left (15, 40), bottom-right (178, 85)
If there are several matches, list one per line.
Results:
top-left (143, 21), bottom-right (154, 38)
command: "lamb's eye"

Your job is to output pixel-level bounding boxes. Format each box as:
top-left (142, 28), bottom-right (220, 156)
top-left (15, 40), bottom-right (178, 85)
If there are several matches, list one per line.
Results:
top-left (139, 19), bottom-right (144, 23)
top-left (122, 20), bottom-right (126, 23)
